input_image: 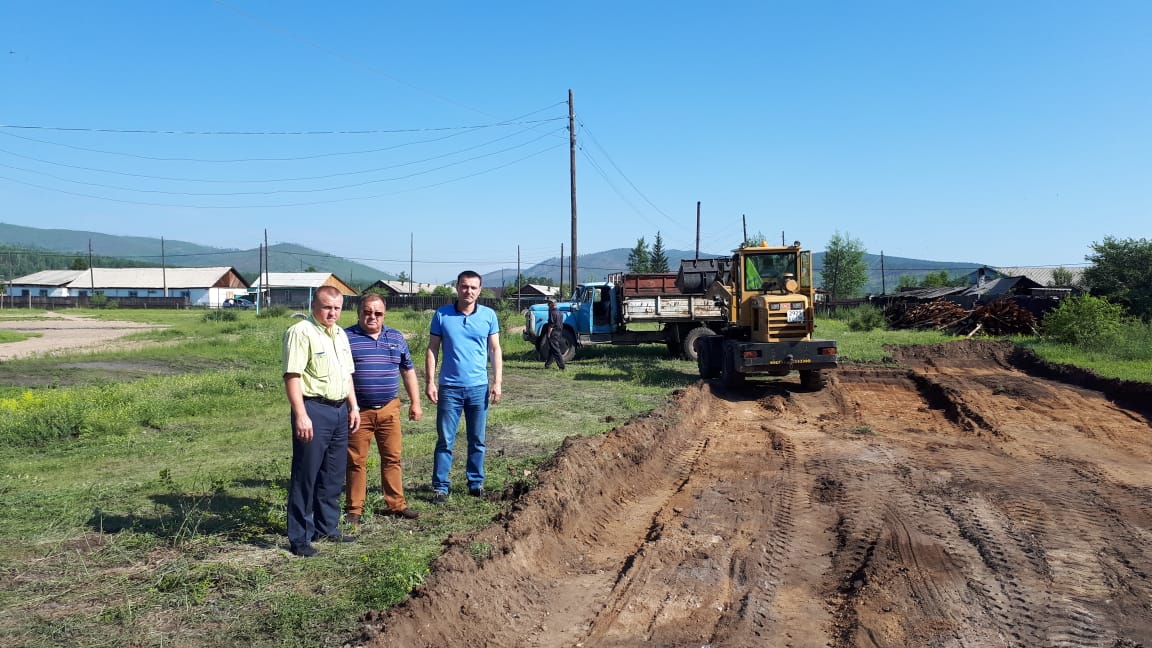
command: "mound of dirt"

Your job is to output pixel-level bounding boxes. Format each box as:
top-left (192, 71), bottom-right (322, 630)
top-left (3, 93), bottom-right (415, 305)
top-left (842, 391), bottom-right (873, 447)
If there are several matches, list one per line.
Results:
top-left (358, 339), bottom-right (1152, 647)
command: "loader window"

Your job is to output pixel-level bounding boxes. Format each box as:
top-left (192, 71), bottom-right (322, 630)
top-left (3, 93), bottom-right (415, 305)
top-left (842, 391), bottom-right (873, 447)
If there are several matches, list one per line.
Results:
top-left (745, 253), bottom-right (796, 292)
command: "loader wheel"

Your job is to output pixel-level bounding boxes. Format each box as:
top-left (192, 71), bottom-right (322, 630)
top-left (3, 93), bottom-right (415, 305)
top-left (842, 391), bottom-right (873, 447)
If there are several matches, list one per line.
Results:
top-left (799, 369), bottom-right (826, 391)
top-left (681, 326), bottom-right (717, 362)
top-left (720, 347), bottom-right (745, 389)
top-left (697, 336), bottom-right (722, 379)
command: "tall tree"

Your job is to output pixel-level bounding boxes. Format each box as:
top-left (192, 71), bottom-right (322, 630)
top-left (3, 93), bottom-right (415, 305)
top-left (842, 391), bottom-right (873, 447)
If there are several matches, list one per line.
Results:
top-left (820, 232), bottom-right (869, 301)
top-left (649, 232), bottom-right (670, 272)
top-left (397, 270), bottom-right (410, 284)
top-left (743, 231), bottom-right (769, 247)
top-left (627, 237), bottom-right (650, 273)
top-left (1048, 267), bottom-right (1075, 287)
top-left (1081, 236), bottom-right (1152, 318)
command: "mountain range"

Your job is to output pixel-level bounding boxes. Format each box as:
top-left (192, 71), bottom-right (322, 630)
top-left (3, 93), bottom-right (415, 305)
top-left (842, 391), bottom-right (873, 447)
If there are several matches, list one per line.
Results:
top-left (1, 223), bottom-right (983, 293)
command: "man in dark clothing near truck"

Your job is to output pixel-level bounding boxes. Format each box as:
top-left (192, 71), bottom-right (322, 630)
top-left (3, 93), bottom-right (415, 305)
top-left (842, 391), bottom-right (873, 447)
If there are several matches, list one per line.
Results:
top-left (543, 299), bottom-right (566, 371)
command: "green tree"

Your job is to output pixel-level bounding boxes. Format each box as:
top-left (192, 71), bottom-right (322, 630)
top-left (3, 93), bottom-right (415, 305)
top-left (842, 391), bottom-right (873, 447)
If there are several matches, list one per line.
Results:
top-left (70, 257), bottom-right (88, 270)
top-left (1049, 267), bottom-right (1075, 287)
top-left (627, 237), bottom-right (650, 273)
top-left (896, 274), bottom-right (919, 290)
top-left (928, 270), bottom-right (968, 288)
top-left (397, 271), bottom-right (410, 284)
top-left (1041, 294), bottom-right (1128, 346)
top-left (743, 231), bottom-right (770, 247)
top-left (820, 232), bottom-right (869, 301)
top-left (1081, 236), bottom-right (1152, 318)
top-left (649, 232), bottom-right (670, 273)
top-left (432, 285), bottom-right (454, 297)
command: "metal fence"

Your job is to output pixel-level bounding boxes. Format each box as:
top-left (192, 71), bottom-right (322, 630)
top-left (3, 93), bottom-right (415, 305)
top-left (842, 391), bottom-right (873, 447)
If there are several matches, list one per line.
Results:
top-left (0, 295), bottom-right (190, 310)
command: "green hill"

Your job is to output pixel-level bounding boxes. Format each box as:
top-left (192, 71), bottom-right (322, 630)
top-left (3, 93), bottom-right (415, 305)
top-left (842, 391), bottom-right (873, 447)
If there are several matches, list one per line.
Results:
top-left (491, 248), bottom-right (982, 295)
top-left (0, 223), bottom-right (394, 286)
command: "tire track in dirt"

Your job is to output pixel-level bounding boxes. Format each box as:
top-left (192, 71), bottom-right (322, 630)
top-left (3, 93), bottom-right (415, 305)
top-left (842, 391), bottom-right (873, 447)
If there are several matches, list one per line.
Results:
top-left (362, 341), bottom-right (1152, 648)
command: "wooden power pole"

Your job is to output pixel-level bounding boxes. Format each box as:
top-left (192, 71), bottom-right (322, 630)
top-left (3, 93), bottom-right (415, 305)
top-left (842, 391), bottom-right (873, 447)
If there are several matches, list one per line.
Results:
top-left (569, 88), bottom-right (578, 290)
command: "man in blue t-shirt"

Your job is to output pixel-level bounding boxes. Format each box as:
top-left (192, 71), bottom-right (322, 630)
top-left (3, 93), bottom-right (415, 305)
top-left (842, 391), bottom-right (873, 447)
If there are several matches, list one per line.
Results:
top-left (425, 270), bottom-right (503, 502)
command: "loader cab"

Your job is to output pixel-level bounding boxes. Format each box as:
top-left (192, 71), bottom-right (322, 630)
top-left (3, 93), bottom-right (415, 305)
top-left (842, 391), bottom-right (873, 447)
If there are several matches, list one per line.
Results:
top-left (734, 244), bottom-right (817, 342)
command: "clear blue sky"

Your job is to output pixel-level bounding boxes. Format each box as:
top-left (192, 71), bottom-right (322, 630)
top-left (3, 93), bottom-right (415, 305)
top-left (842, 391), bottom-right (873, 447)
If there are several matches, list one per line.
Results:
top-left (2, 1), bottom-right (1148, 283)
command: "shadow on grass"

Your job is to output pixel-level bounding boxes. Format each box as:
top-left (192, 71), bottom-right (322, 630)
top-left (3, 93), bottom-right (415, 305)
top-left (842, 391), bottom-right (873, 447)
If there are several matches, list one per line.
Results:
top-left (86, 483), bottom-right (286, 547)
top-left (567, 344), bottom-right (699, 388)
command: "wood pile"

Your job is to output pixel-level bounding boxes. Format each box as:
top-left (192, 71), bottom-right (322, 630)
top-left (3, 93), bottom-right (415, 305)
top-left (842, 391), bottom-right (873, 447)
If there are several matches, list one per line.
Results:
top-left (885, 299), bottom-right (1037, 337)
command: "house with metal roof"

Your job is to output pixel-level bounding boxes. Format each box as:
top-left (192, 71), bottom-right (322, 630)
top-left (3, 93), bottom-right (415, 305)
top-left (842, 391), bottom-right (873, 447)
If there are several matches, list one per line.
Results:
top-left (507, 283), bottom-right (561, 298)
top-left (8, 267), bottom-right (249, 307)
top-left (251, 272), bottom-right (356, 307)
top-left (968, 266), bottom-right (1085, 288)
top-left (363, 279), bottom-right (445, 296)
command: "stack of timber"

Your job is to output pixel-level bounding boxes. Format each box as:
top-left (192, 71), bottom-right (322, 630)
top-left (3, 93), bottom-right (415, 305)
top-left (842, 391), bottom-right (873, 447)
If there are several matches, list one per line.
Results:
top-left (885, 299), bottom-right (1037, 337)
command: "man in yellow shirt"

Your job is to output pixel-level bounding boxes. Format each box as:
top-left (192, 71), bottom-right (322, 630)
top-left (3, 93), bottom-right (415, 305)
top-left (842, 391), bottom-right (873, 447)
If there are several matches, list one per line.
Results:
top-left (282, 286), bottom-right (360, 557)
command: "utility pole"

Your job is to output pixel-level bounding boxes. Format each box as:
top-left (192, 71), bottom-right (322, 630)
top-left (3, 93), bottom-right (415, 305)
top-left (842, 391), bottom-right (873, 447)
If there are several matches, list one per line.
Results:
top-left (88, 239), bottom-right (95, 295)
top-left (695, 202), bottom-right (701, 258)
top-left (516, 245), bottom-right (522, 313)
top-left (559, 243), bottom-right (565, 298)
top-left (741, 214), bottom-right (747, 246)
top-left (257, 242), bottom-right (263, 314)
top-left (161, 236), bottom-right (168, 297)
top-left (264, 229), bottom-right (270, 307)
top-left (880, 251), bottom-right (887, 295)
top-left (409, 233), bottom-right (414, 295)
top-left (568, 88), bottom-right (578, 292)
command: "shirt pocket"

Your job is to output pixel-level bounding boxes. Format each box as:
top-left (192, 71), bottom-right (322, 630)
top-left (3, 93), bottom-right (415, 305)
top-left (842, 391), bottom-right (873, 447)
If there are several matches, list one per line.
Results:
top-left (308, 351), bottom-right (331, 377)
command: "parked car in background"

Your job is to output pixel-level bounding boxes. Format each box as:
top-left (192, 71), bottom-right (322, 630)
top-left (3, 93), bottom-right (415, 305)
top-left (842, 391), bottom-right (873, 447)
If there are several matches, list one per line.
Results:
top-left (222, 298), bottom-right (256, 310)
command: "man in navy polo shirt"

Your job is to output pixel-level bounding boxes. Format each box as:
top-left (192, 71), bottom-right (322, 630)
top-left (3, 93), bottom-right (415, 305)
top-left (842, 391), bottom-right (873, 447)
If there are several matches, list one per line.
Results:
top-left (344, 294), bottom-right (423, 524)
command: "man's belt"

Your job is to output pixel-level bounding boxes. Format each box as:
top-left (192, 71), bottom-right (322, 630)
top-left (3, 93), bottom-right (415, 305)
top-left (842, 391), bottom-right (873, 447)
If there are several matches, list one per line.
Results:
top-left (360, 397), bottom-right (398, 411)
top-left (303, 396), bottom-right (347, 407)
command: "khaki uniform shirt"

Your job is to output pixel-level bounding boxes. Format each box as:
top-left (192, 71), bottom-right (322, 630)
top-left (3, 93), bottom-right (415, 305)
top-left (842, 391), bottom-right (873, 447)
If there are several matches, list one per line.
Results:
top-left (282, 316), bottom-right (354, 400)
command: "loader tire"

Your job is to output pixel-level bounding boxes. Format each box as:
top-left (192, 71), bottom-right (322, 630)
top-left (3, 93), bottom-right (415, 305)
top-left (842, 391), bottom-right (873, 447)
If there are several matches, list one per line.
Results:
top-left (799, 369), bottom-right (826, 391)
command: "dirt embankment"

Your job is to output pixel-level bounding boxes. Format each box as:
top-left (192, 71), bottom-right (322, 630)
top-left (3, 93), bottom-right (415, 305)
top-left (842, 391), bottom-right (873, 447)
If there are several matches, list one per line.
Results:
top-left (361, 340), bottom-right (1152, 647)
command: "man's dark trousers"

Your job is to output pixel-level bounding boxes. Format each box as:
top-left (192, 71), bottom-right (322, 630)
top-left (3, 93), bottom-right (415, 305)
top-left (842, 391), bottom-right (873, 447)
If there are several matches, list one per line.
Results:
top-left (287, 400), bottom-right (349, 549)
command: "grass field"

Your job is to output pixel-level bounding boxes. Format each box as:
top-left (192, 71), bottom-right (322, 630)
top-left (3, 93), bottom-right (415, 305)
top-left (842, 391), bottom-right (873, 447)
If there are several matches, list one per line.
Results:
top-left (0, 306), bottom-right (1145, 647)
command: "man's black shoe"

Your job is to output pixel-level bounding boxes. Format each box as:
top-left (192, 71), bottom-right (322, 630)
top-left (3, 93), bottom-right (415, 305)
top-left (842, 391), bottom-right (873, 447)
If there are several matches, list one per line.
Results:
top-left (315, 534), bottom-right (357, 543)
top-left (290, 543), bottom-right (318, 557)
top-left (390, 508), bottom-right (420, 519)
top-left (431, 491), bottom-right (447, 505)
top-left (468, 487), bottom-right (485, 498)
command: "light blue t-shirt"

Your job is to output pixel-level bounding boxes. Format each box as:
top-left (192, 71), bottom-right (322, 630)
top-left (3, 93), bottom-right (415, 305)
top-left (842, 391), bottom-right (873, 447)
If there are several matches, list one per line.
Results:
top-left (429, 303), bottom-right (499, 387)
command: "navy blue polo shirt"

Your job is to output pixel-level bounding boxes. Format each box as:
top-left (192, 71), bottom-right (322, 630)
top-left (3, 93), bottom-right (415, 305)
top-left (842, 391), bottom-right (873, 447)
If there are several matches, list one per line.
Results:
top-left (344, 323), bottom-right (414, 408)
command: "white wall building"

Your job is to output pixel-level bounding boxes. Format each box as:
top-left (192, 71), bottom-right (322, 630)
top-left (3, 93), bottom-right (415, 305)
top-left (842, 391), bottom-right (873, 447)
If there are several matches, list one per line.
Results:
top-left (8, 267), bottom-right (250, 308)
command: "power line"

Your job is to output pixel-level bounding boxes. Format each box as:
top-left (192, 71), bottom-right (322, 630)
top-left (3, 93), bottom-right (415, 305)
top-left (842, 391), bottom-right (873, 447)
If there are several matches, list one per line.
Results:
top-left (0, 128), bottom-right (565, 196)
top-left (0, 142), bottom-right (564, 208)
top-left (0, 117), bottom-right (565, 163)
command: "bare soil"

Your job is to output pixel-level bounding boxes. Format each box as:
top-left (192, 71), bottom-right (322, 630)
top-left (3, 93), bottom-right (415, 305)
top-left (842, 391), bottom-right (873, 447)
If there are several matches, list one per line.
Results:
top-left (0, 311), bottom-right (162, 361)
top-left (361, 340), bottom-right (1152, 647)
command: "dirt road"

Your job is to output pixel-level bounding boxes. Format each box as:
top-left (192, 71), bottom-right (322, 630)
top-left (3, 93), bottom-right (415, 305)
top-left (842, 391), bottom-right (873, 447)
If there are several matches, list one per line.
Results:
top-left (363, 341), bottom-right (1152, 647)
top-left (0, 312), bottom-right (161, 361)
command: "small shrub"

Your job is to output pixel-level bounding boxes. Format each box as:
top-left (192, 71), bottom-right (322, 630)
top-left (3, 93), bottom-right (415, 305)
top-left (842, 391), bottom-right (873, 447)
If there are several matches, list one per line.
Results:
top-left (1041, 294), bottom-right (1127, 347)
top-left (255, 305), bottom-right (289, 319)
top-left (202, 310), bottom-right (239, 323)
top-left (846, 304), bottom-right (886, 332)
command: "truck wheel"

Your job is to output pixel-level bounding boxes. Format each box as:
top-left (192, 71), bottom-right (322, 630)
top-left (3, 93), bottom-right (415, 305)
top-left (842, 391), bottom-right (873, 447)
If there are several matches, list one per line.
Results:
top-left (720, 346), bottom-right (745, 388)
top-left (681, 326), bottom-right (717, 362)
top-left (560, 329), bottom-right (577, 363)
top-left (799, 369), bottom-right (826, 391)
top-left (535, 338), bottom-right (548, 361)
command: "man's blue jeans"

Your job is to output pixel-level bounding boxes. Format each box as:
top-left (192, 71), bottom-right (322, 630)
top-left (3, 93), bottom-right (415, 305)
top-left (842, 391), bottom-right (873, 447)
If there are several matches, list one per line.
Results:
top-left (432, 384), bottom-right (489, 494)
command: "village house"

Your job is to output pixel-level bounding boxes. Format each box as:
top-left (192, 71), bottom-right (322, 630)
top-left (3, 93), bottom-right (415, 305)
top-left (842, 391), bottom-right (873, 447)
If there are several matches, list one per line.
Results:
top-left (7, 267), bottom-right (249, 308)
top-left (251, 272), bottom-right (356, 307)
